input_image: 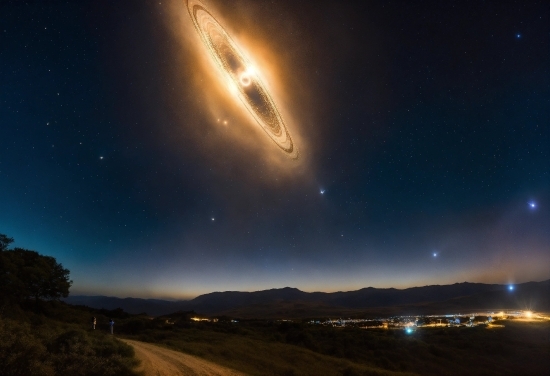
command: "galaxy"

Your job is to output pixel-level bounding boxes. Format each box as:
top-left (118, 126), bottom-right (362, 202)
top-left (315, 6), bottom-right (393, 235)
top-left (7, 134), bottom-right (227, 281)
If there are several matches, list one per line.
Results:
top-left (187, 0), bottom-right (297, 158)
top-left (0, 0), bottom-right (548, 299)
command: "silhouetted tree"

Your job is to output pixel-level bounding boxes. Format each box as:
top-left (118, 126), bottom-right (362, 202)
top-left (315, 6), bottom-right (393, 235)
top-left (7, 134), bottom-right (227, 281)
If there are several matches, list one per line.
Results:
top-left (0, 234), bottom-right (13, 251)
top-left (0, 234), bottom-right (72, 304)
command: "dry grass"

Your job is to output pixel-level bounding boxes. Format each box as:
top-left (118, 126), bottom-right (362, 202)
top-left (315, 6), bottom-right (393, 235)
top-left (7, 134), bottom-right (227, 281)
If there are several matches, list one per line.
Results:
top-left (0, 301), bottom-right (141, 376)
top-left (119, 318), bottom-right (550, 376)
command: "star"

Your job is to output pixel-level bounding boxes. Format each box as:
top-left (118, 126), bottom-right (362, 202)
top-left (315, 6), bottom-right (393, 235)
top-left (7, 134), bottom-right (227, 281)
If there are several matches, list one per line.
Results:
top-left (211, 217), bottom-right (215, 221)
top-left (320, 189), bottom-right (325, 195)
top-left (433, 252), bottom-right (437, 257)
top-left (508, 285), bottom-right (514, 291)
top-left (99, 156), bottom-right (104, 160)
top-left (516, 34), bottom-right (521, 38)
top-left (528, 201), bottom-right (536, 209)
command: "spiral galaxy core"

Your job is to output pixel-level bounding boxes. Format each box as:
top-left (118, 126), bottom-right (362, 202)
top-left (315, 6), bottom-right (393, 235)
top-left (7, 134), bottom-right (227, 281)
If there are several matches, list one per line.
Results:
top-left (186, 0), bottom-right (298, 158)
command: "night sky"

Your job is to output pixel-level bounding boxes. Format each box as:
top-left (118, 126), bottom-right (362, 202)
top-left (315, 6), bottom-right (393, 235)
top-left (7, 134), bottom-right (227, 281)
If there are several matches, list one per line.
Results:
top-left (1, 0), bottom-right (548, 299)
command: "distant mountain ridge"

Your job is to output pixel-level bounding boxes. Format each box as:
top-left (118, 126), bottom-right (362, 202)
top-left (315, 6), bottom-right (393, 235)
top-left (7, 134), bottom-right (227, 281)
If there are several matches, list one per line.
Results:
top-left (64, 279), bottom-right (550, 317)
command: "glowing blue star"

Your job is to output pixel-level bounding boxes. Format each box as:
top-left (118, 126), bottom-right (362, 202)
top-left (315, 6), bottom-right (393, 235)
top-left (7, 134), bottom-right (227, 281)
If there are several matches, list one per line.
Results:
top-left (516, 34), bottom-right (521, 38)
top-left (320, 189), bottom-right (325, 195)
top-left (433, 252), bottom-right (437, 257)
top-left (508, 285), bottom-right (514, 291)
top-left (528, 202), bottom-right (536, 209)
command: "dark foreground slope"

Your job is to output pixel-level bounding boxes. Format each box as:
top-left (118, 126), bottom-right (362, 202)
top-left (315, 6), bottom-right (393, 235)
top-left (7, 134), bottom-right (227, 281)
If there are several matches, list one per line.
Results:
top-left (118, 315), bottom-right (550, 376)
top-left (66, 279), bottom-right (550, 317)
top-left (0, 301), bottom-right (140, 375)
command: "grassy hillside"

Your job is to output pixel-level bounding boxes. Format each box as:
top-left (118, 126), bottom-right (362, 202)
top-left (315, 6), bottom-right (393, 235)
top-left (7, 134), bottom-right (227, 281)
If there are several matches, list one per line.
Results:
top-left (0, 301), bottom-right (140, 376)
top-left (2, 300), bottom-right (548, 375)
top-left (117, 313), bottom-right (550, 376)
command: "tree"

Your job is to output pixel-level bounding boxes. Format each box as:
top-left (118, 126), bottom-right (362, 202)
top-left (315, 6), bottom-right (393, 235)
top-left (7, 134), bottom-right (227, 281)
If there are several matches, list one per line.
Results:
top-left (0, 234), bottom-right (72, 303)
top-left (0, 234), bottom-right (13, 251)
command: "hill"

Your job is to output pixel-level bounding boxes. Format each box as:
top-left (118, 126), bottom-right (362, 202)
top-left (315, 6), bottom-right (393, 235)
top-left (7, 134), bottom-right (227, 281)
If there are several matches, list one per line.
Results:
top-left (65, 279), bottom-right (550, 317)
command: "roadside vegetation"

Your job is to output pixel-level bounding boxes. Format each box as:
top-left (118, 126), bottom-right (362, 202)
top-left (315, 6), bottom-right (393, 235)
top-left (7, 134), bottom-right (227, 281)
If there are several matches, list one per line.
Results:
top-left (0, 234), bottom-right (140, 376)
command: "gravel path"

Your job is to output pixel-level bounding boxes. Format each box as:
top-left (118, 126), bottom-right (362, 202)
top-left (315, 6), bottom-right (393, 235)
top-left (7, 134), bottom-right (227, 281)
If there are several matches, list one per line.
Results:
top-left (120, 339), bottom-right (246, 376)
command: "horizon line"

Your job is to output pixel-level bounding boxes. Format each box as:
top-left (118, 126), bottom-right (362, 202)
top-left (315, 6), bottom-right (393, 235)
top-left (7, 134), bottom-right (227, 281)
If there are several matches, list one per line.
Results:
top-left (67, 278), bottom-right (550, 301)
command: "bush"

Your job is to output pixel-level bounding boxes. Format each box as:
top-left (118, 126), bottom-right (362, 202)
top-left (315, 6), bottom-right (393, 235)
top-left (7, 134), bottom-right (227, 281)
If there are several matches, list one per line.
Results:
top-left (0, 318), bottom-right (54, 375)
top-left (0, 312), bottom-right (140, 376)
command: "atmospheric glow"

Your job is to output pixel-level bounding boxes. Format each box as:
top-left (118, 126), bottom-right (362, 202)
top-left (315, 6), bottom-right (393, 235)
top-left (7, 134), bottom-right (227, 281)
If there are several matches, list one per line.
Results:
top-left (186, 0), bottom-right (298, 158)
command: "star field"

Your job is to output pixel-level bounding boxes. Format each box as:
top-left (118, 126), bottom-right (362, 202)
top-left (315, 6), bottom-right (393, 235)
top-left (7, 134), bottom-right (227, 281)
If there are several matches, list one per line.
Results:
top-left (0, 0), bottom-right (548, 298)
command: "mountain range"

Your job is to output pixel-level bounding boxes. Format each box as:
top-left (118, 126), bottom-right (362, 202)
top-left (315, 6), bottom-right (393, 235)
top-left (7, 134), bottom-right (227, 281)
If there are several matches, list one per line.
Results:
top-left (64, 279), bottom-right (550, 318)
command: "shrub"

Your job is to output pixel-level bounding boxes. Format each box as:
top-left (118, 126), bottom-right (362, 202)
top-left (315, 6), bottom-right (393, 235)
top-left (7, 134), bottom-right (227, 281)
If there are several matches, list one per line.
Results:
top-left (0, 318), bottom-right (54, 375)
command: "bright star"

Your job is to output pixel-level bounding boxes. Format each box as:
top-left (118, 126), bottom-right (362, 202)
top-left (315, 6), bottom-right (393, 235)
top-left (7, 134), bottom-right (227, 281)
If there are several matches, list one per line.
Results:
top-left (100, 156), bottom-right (104, 160)
top-left (211, 218), bottom-right (215, 221)
top-left (508, 285), bottom-right (514, 291)
top-left (320, 189), bottom-right (325, 195)
top-left (516, 34), bottom-right (521, 38)
top-left (433, 252), bottom-right (437, 257)
top-left (528, 202), bottom-right (536, 209)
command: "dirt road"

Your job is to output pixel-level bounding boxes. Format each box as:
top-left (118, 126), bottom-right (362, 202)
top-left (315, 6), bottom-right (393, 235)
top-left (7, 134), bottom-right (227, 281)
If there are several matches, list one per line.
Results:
top-left (120, 339), bottom-right (246, 376)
